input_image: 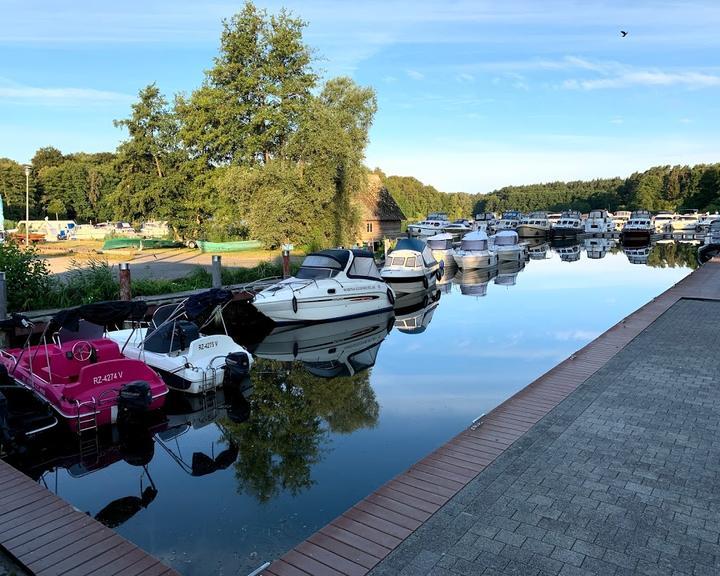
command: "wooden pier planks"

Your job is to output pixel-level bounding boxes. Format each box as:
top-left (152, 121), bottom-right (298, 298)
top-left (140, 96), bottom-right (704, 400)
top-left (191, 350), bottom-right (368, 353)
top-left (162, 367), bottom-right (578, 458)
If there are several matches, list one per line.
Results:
top-left (0, 460), bottom-right (178, 576)
top-left (263, 260), bottom-right (720, 576)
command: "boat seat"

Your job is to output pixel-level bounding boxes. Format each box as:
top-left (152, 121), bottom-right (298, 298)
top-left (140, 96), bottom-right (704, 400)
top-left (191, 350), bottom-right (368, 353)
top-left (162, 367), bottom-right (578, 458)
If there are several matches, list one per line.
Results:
top-left (29, 339), bottom-right (123, 384)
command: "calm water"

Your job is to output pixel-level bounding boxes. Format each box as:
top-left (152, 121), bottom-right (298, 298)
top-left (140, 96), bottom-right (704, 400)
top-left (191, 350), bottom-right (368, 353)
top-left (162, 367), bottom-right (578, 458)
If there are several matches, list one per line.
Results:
top-left (5, 239), bottom-right (697, 575)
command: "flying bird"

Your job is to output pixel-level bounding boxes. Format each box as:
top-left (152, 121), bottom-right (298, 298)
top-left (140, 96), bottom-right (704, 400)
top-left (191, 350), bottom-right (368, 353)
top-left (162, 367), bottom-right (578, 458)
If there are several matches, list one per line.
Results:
top-left (620, 30), bottom-right (628, 37)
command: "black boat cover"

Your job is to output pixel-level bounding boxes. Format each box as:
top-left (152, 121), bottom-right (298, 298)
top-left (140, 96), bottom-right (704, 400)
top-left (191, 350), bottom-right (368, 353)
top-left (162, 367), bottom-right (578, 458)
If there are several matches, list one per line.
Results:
top-left (0, 314), bottom-right (30, 331)
top-left (183, 288), bottom-right (233, 320)
top-left (48, 300), bottom-right (148, 333)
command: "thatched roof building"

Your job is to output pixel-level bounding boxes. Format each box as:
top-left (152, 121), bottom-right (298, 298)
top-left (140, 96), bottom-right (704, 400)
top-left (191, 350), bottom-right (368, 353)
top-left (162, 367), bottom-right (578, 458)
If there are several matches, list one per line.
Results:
top-left (356, 174), bottom-right (406, 243)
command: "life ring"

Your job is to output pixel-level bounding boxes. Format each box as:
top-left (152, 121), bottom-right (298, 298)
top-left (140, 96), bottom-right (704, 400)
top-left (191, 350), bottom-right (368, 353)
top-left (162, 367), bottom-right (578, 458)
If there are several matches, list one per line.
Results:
top-left (386, 288), bottom-right (395, 305)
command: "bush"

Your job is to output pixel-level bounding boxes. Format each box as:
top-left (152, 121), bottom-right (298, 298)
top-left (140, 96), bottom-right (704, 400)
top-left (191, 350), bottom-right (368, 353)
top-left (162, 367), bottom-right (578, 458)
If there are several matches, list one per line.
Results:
top-left (0, 241), bottom-right (49, 312)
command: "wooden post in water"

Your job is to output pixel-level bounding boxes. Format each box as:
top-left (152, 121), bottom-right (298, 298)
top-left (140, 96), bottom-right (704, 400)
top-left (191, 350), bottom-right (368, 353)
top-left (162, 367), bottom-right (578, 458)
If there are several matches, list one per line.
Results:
top-left (119, 263), bottom-right (132, 301)
top-left (281, 243), bottom-right (293, 279)
top-left (211, 255), bottom-right (222, 289)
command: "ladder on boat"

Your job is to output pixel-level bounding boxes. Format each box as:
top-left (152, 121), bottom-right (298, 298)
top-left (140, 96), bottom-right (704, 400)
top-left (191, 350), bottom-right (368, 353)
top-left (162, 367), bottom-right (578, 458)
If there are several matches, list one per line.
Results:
top-left (76, 399), bottom-right (99, 465)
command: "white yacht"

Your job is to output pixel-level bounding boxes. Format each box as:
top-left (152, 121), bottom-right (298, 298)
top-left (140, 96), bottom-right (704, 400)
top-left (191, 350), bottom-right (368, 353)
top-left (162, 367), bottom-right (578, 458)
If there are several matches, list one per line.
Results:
top-left (454, 268), bottom-right (498, 297)
top-left (106, 291), bottom-right (253, 394)
top-left (516, 212), bottom-right (551, 238)
top-left (393, 289), bottom-right (440, 334)
top-left (495, 211), bottom-right (523, 231)
top-left (547, 213), bottom-right (562, 226)
top-left (584, 210), bottom-right (615, 234)
top-left (381, 238), bottom-right (441, 294)
top-left (653, 211), bottom-right (675, 233)
top-left (622, 210), bottom-right (654, 243)
top-left (253, 249), bottom-right (394, 325)
top-left (453, 230), bottom-right (498, 270)
top-left (443, 219), bottom-right (473, 235)
top-left (671, 210), bottom-right (699, 233)
top-left (407, 212), bottom-right (450, 237)
top-left (426, 232), bottom-right (456, 268)
top-left (492, 230), bottom-right (527, 263)
top-left (474, 212), bottom-right (498, 232)
top-left (613, 210), bottom-right (631, 231)
top-left (551, 210), bottom-right (584, 238)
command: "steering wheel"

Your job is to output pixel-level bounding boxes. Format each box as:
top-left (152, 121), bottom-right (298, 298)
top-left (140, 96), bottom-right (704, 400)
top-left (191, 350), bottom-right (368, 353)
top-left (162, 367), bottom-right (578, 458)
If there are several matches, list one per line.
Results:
top-left (71, 340), bottom-right (94, 362)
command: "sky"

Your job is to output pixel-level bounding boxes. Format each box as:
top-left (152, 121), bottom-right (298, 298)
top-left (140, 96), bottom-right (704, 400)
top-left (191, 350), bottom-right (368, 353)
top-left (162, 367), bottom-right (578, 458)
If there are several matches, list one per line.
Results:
top-left (2, 0), bottom-right (720, 193)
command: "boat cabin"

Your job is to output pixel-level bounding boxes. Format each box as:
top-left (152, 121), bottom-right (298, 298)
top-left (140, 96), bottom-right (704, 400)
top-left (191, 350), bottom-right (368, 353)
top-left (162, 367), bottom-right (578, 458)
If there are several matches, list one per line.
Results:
top-left (296, 249), bottom-right (383, 281)
top-left (460, 230), bottom-right (490, 251)
top-left (426, 233), bottom-right (454, 251)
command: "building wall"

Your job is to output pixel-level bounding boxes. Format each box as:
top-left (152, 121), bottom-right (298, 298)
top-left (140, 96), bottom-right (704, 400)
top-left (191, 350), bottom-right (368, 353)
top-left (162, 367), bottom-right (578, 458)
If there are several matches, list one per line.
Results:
top-left (359, 220), bottom-right (403, 244)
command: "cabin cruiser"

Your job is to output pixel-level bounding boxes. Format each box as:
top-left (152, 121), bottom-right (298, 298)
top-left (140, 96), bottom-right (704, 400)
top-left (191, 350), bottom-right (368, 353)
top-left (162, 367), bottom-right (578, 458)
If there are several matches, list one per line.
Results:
top-left (494, 261), bottom-right (525, 287)
top-left (671, 210), bottom-right (699, 233)
top-left (454, 230), bottom-right (498, 270)
top-left (624, 245), bottom-right (651, 265)
top-left (381, 238), bottom-right (441, 294)
top-left (253, 311), bottom-right (393, 377)
top-left (584, 210), bottom-right (615, 234)
top-left (495, 211), bottom-right (523, 231)
top-left (407, 212), bottom-right (450, 237)
top-left (613, 211), bottom-right (631, 231)
top-left (697, 213), bottom-right (720, 232)
top-left (516, 212), bottom-right (551, 237)
top-left (474, 212), bottom-right (498, 232)
top-left (106, 290), bottom-right (253, 394)
top-left (547, 213), bottom-right (562, 226)
top-left (653, 211), bottom-right (675, 233)
top-left (0, 303), bottom-right (168, 433)
top-left (443, 219), bottom-right (473, 235)
top-left (454, 268), bottom-right (498, 297)
top-left (492, 230), bottom-right (527, 263)
top-left (426, 232), bottom-right (456, 267)
top-left (698, 220), bottom-right (720, 263)
top-left (254, 249), bottom-right (394, 324)
top-left (551, 210), bottom-right (584, 238)
top-left (584, 238), bottom-right (614, 259)
top-left (622, 210), bottom-right (654, 243)
top-left (393, 290), bottom-right (440, 334)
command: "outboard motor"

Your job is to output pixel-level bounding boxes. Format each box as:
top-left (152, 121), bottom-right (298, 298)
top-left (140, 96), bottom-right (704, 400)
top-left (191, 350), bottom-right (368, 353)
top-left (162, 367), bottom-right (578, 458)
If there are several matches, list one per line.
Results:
top-left (118, 381), bottom-right (152, 414)
top-left (223, 351), bottom-right (252, 387)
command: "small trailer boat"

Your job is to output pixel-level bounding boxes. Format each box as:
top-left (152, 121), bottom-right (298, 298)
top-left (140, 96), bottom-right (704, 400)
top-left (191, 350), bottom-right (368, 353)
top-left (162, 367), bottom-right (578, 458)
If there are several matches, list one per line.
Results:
top-left (381, 238), bottom-right (441, 294)
top-left (492, 230), bottom-right (528, 263)
top-left (253, 249), bottom-right (394, 325)
top-left (105, 289), bottom-right (253, 394)
top-left (0, 302), bottom-right (168, 433)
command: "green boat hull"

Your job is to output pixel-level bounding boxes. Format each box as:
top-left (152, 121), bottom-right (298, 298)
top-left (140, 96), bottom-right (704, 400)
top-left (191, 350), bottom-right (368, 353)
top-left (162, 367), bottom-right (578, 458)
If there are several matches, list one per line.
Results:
top-left (197, 240), bottom-right (263, 253)
top-left (101, 238), bottom-right (183, 250)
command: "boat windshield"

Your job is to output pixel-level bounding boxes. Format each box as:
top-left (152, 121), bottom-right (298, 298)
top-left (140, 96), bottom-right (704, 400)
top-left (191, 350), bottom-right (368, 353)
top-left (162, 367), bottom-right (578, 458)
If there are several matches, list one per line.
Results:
top-left (347, 256), bottom-right (383, 280)
top-left (461, 239), bottom-right (487, 251)
top-left (296, 255), bottom-right (343, 279)
top-left (495, 235), bottom-right (517, 246)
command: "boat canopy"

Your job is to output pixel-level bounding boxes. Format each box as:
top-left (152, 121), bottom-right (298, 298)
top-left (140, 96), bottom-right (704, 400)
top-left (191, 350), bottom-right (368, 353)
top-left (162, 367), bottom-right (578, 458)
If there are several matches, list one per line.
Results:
top-left (393, 238), bottom-right (437, 267)
top-left (494, 230), bottom-right (519, 246)
top-left (347, 252), bottom-right (383, 280)
top-left (183, 289), bottom-right (233, 320)
top-left (460, 230), bottom-right (489, 251)
top-left (48, 300), bottom-right (148, 333)
top-left (427, 233), bottom-right (454, 250)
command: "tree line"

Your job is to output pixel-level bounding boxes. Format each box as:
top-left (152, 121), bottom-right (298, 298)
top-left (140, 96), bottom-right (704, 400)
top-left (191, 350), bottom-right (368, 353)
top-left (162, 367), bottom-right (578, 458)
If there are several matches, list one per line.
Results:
top-left (0, 2), bottom-right (375, 248)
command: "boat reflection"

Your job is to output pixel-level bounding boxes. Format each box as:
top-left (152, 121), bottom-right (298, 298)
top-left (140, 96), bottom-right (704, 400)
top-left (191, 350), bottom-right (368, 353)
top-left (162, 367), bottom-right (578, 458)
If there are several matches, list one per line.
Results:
top-left (454, 268), bottom-right (498, 297)
top-left (437, 264), bottom-right (457, 294)
top-left (393, 289), bottom-right (441, 334)
top-left (252, 311), bottom-right (394, 377)
top-left (525, 237), bottom-right (551, 260)
top-left (552, 239), bottom-right (581, 262)
top-left (624, 244), bottom-right (651, 265)
top-left (495, 261), bottom-right (526, 287)
top-left (584, 238), bottom-right (615, 260)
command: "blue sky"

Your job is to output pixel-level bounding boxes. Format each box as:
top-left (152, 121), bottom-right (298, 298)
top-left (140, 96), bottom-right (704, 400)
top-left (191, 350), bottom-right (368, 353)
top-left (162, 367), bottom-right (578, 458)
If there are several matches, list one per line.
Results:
top-left (2, 0), bottom-right (720, 192)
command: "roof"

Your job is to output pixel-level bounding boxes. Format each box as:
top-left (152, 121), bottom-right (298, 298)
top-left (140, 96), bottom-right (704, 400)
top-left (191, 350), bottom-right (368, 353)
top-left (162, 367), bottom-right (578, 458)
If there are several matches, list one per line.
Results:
top-left (427, 232), bottom-right (454, 241)
top-left (462, 230), bottom-right (489, 241)
top-left (495, 230), bottom-right (519, 238)
top-left (394, 238), bottom-right (429, 252)
top-left (358, 174), bottom-right (407, 222)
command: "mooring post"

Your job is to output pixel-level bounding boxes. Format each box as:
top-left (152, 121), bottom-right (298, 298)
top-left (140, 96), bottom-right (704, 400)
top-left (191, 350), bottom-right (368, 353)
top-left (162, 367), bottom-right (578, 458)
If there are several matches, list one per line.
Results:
top-left (0, 272), bottom-right (6, 348)
top-left (384, 238), bottom-right (389, 261)
top-left (119, 263), bottom-right (132, 301)
top-left (281, 242), bottom-right (293, 279)
top-left (212, 255), bottom-right (222, 289)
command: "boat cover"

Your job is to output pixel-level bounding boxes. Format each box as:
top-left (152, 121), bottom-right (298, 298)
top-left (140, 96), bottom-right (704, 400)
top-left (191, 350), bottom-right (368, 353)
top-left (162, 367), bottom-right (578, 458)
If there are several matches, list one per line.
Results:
top-left (48, 300), bottom-right (148, 333)
top-left (460, 230), bottom-right (489, 251)
top-left (495, 230), bottom-right (519, 246)
top-left (184, 289), bottom-right (233, 320)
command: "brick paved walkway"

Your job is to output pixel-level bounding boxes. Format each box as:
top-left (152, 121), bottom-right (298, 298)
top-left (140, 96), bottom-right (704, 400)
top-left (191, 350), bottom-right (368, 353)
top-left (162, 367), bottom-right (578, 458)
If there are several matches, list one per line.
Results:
top-left (369, 298), bottom-right (720, 576)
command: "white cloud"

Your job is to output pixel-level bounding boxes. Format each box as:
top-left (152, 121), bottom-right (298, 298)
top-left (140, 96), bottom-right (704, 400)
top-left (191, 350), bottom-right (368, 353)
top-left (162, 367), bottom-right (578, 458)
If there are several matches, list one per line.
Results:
top-left (456, 73), bottom-right (475, 83)
top-left (0, 78), bottom-right (132, 106)
top-left (564, 71), bottom-right (720, 90)
top-left (406, 69), bottom-right (425, 80)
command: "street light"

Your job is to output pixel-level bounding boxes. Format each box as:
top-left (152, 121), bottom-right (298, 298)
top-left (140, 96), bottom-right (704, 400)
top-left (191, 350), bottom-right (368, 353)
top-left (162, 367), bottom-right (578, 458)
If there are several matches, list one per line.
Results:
top-left (23, 164), bottom-right (31, 246)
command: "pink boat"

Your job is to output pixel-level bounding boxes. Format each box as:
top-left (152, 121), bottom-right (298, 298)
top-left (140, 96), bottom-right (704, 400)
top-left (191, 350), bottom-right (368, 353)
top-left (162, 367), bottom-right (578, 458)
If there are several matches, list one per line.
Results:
top-left (0, 303), bottom-right (168, 434)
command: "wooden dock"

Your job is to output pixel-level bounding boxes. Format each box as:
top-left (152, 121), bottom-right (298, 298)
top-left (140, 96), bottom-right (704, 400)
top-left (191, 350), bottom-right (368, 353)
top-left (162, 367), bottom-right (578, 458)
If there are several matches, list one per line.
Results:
top-left (263, 258), bottom-right (720, 576)
top-left (0, 459), bottom-right (179, 576)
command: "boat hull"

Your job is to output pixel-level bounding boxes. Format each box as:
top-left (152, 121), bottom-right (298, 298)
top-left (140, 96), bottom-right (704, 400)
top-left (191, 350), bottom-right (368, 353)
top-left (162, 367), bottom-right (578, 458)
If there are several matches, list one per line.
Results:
top-left (430, 248), bottom-right (455, 267)
top-left (454, 251), bottom-right (498, 270)
top-left (516, 224), bottom-right (549, 238)
top-left (494, 246), bottom-right (526, 263)
top-left (383, 272), bottom-right (437, 295)
top-left (551, 226), bottom-right (582, 238)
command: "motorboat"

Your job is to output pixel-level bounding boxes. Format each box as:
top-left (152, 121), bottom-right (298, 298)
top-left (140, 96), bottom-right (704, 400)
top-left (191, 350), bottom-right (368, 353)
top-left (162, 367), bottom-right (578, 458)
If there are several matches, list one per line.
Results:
top-left (495, 211), bottom-right (523, 231)
top-left (426, 232), bottom-right (456, 267)
top-left (622, 210), bottom-right (654, 243)
top-left (584, 238), bottom-right (614, 259)
top-left (492, 230), bottom-right (527, 263)
top-left (671, 210), bottom-right (699, 233)
top-left (624, 245), bottom-right (651, 265)
top-left (453, 230), bottom-right (498, 270)
top-left (106, 289), bottom-right (253, 394)
top-left (698, 220), bottom-right (720, 263)
top-left (253, 311), bottom-right (393, 376)
top-left (407, 212), bottom-right (450, 237)
top-left (253, 249), bottom-right (394, 324)
top-left (551, 210), bottom-right (584, 238)
top-left (547, 213), bottom-right (562, 226)
top-left (443, 219), bottom-right (473, 235)
top-left (393, 290), bottom-right (440, 334)
top-left (584, 209), bottom-right (615, 234)
top-left (381, 238), bottom-right (441, 294)
top-left (653, 211), bottom-right (675, 233)
top-left (454, 268), bottom-right (497, 297)
top-left (0, 303), bottom-right (168, 433)
top-left (516, 212), bottom-right (551, 238)
top-left (696, 213), bottom-right (720, 232)
top-left (474, 212), bottom-right (498, 232)
top-left (613, 211), bottom-right (631, 231)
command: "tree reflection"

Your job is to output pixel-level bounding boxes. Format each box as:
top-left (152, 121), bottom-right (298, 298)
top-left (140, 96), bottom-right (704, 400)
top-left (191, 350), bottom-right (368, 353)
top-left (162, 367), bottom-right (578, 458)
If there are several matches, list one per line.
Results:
top-left (221, 359), bottom-right (379, 503)
top-left (647, 242), bottom-right (698, 269)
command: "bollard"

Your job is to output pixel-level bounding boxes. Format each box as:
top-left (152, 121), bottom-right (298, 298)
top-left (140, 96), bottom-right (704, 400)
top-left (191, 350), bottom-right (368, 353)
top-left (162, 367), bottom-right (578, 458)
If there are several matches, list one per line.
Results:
top-left (281, 243), bottom-right (293, 279)
top-left (119, 263), bottom-right (132, 301)
top-left (211, 255), bottom-right (222, 289)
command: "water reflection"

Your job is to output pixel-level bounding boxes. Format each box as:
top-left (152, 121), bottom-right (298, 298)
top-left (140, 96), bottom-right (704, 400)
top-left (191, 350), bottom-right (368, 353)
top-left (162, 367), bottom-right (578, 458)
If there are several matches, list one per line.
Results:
top-left (584, 238), bottom-right (614, 259)
top-left (553, 240), bottom-right (582, 262)
top-left (394, 289), bottom-right (441, 334)
top-left (495, 261), bottom-right (525, 287)
top-left (437, 264), bottom-right (457, 293)
top-left (526, 238), bottom-right (551, 260)
top-left (455, 267), bottom-right (498, 296)
top-left (624, 244), bottom-right (651, 265)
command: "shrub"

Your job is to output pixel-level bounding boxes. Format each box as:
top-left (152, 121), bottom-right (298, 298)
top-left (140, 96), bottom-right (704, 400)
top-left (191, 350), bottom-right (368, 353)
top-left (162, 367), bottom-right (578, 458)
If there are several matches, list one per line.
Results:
top-left (49, 259), bottom-right (118, 307)
top-left (0, 241), bottom-right (49, 312)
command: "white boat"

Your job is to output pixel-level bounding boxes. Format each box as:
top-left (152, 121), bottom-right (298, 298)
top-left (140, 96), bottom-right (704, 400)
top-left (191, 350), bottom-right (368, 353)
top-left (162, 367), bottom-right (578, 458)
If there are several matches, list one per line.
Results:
top-left (381, 238), bottom-right (441, 294)
top-left (426, 232), bottom-right (456, 267)
top-left (551, 210), bottom-right (584, 238)
top-left (253, 311), bottom-right (393, 377)
top-left (495, 211), bottom-right (523, 231)
top-left (697, 213), bottom-right (720, 232)
top-left (453, 230), bottom-right (498, 270)
top-left (443, 219), bottom-right (473, 235)
top-left (584, 209), bottom-right (615, 234)
top-left (584, 238), bottom-right (614, 259)
top-left (547, 213), bottom-right (562, 226)
top-left (407, 212), bottom-right (450, 237)
top-left (492, 230), bottom-right (527, 263)
top-left (613, 211), bottom-right (631, 231)
top-left (622, 210), bottom-right (654, 243)
top-left (474, 212), bottom-right (498, 232)
top-left (106, 291), bottom-right (253, 394)
top-left (653, 211), bottom-right (675, 233)
top-left (671, 210), bottom-right (699, 232)
top-left (494, 261), bottom-right (525, 287)
top-left (698, 220), bottom-right (720, 263)
top-left (516, 212), bottom-right (551, 238)
top-left (253, 249), bottom-right (394, 325)
top-left (454, 268), bottom-right (497, 297)
top-left (527, 240), bottom-right (551, 260)
top-left (393, 289), bottom-right (440, 334)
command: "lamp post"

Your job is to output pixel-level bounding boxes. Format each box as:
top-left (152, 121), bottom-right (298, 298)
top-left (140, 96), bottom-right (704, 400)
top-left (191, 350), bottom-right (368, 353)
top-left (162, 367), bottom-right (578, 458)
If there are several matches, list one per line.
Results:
top-left (23, 164), bottom-right (31, 246)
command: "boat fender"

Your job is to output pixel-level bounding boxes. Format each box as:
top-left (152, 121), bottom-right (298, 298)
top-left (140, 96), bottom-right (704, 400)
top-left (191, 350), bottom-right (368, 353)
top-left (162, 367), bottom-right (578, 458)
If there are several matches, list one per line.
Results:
top-left (293, 341), bottom-right (299, 358)
top-left (386, 288), bottom-right (395, 305)
top-left (422, 276), bottom-right (429, 289)
top-left (436, 268), bottom-right (443, 280)
top-left (292, 295), bottom-right (298, 313)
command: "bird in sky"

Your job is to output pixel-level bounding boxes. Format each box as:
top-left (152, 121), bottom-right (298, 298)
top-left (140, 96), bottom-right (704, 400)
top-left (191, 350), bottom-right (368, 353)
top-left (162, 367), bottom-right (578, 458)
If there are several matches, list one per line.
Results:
top-left (620, 30), bottom-right (628, 37)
